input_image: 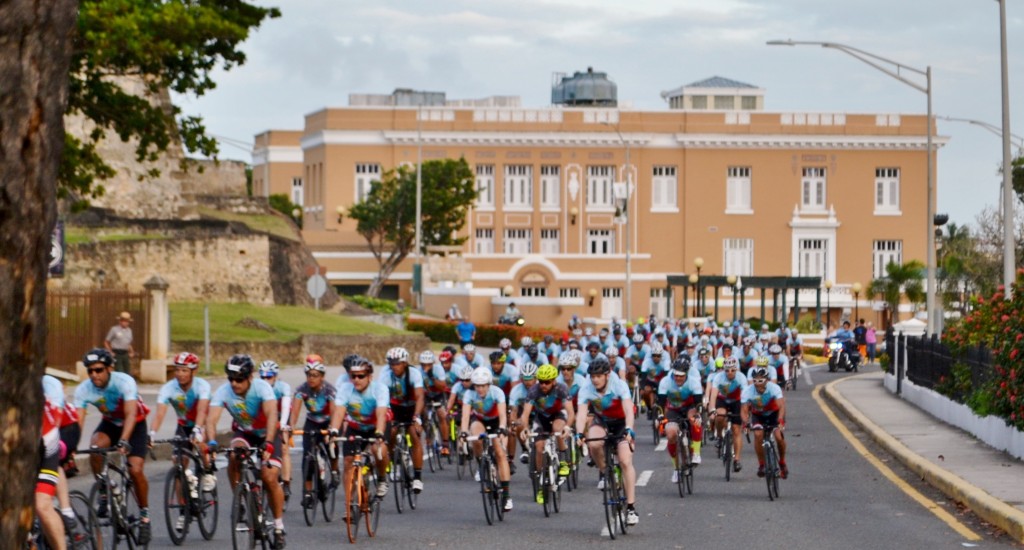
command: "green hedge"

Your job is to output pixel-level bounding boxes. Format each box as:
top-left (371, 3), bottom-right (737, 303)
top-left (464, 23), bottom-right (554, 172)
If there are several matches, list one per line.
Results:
top-left (406, 319), bottom-right (567, 348)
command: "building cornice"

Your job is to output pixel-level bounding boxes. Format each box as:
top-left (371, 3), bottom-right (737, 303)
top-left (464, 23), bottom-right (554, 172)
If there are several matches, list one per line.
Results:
top-left (675, 134), bottom-right (949, 150)
top-left (252, 145), bottom-right (303, 165)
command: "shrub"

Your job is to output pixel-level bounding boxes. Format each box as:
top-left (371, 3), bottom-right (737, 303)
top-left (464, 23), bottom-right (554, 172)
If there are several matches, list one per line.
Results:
top-left (878, 352), bottom-right (891, 373)
top-left (346, 294), bottom-right (400, 314)
top-left (405, 318), bottom-right (566, 348)
top-left (269, 193), bottom-right (302, 227)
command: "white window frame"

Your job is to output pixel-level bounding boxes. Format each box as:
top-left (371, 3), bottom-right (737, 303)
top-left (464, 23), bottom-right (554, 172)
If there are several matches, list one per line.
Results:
top-left (587, 229), bottom-right (615, 255)
top-left (587, 166), bottom-right (614, 210)
top-left (601, 287), bottom-right (623, 319)
top-left (504, 165), bottom-right (533, 210)
top-left (873, 240), bottom-right (903, 279)
top-left (559, 288), bottom-right (580, 299)
top-left (475, 228), bottom-right (494, 255)
top-left (504, 228), bottom-right (532, 255)
top-left (874, 168), bottom-right (901, 215)
top-left (723, 238), bottom-right (754, 277)
top-left (726, 166), bottom-right (752, 214)
top-left (714, 96), bottom-right (736, 110)
top-left (651, 166), bottom-right (678, 212)
top-left (540, 165), bottom-right (560, 210)
top-left (291, 177), bottom-right (304, 206)
top-left (355, 163), bottom-right (381, 203)
top-left (540, 229), bottom-right (560, 255)
top-left (797, 238), bottom-right (829, 279)
top-left (520, 287), bottom-right (547, 298)
top-left (649, 288), bottom-right (672, 321)
top-left (475, 164), bottom-right (495, 210)
top-left (801, 167), bottom-right (827, 212)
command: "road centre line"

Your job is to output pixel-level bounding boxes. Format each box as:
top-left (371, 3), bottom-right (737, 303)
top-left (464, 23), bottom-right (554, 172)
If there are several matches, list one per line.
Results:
top-left (655, 439), bottom-right (667, 452)
top-left (636, 470), bottom-right (653, 487)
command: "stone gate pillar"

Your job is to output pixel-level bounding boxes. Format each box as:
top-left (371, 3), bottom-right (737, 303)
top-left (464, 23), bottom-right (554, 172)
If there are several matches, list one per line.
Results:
top-left (141, 275), bottom-right (170, 382)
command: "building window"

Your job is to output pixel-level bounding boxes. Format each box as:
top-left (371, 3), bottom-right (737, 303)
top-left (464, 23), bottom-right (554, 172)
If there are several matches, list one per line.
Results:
top-left (504, 229), bottom-right (532, 255)
top-left (723, 238), bottom-right (754, 276)
top-left (875, 168), bottom-right (900, 213)
top-left (291, 177), bottom-right (304, 206)
top-left (651, 166), bottom-right (677, 210)
top-left (726, 166), bottom-right (752, 213)
top-left (691, 95), bottom-right (708, 109)
top-left (521, 287), bottom-right (547, 298)
top-left (801, 167), bottom-right (826, 211)
top-left (504, 165), bottom-right (533, 208)
top-left (741, 96), bottom-right (757, 110)
top-left (649, 288), bottom-right (671, 321)
top-left (873, 240), bottom-right (903, 279)
top-left (540, 229), bottom-right (559, 255)
top-left (559, 288), bottom-right (580, 298)
top-left (798, 238), bottom-right (828, 279)
top-left (540, 165), bottom-right (560, 209)
top-left (587, 229), bottom-right (615, 255)
top-left (475, 164), bottom-right (495, 209)
top-left (601, 287), bottom-right (623, 319)
top-left (355, 163), bottom-right (381, 203)
top-left (587, 166), bottom-right (614, 208)
top-left (714, 96), bottom-right (735, 110)
top-left (475, 228), bottom-right (494, 254)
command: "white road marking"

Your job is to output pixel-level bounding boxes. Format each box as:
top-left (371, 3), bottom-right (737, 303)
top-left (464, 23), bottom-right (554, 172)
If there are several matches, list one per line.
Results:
top-left (655, 440), bottom-right (667, 452)
top-left (803, 365), bottom-right (813, 386)
top-left (636, 470), bottom-right (653, 486)
top-left (600, 526), bottom-right (611, 537)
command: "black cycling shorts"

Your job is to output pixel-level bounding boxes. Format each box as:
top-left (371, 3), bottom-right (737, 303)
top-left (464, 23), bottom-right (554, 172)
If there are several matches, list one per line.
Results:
top-left (665, 407), bottom-right (694, 426)
top-left (532, 411), bottom-right (568, 437)
top-left (94, 418), bottom-right (148, 459)
top-left (714, 399), bottom-right (742, 425)
top-left (230, 431), bottom-right (284, 469)
top-left (59, 423), bottom-right (81, 466)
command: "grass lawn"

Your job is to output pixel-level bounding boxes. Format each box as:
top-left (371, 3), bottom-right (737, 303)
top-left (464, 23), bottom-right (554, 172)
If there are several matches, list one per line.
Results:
top-left (197, 207), bottom-right (298, 241)
top-left (66, 227), bottom-right (172, 245)
top-left (170, 302), bottom-right (408, 342)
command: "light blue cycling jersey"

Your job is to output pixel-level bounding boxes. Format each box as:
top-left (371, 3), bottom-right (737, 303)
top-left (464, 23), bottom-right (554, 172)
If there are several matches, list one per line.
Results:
top-left (461, 385), bottom-right (505, 420)
top-left (74, 371), bottom-right (148, 426)
top-left (454, 353), bottom-right (486, 371)
top-left (710, 371), bottom-right (748, 402)
top-left (416, 362), bottom-right (448, 395)
top-left (741, 382), bottom-right (784, 414)
top-left (577, 377), bottom-right (631, 421)
top-left (578, 351), bottom-right (607, 376)
top-left (334, 371), bottom-right (351, 393)
top-left (379, 366), bottom-right (424, 407)
top-left (335, 381), bottom-right (389, 431)
top-left (640, 353), bottom-right (671, 379)
top-left (489, 363), bottom-right (520, 396)
top-left (211, 378), bottom-right (276, 437)
top-left (657, 375), bottom-right (703, 410)
top-left (157, 376), bottom-right (212, 427)
top-left (746, 364), bottom-right (778, 383)
top-left (293, 381), bottom-right (337, 424)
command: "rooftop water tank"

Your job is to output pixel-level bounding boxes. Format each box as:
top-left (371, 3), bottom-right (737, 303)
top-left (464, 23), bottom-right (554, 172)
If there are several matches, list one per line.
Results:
top-left (551, 67), bottom-right (617, 107)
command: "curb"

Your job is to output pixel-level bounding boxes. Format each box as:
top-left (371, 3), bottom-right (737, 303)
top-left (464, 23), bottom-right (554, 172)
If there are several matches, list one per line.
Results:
top-left (823, 376), bottom-right (1024, 544)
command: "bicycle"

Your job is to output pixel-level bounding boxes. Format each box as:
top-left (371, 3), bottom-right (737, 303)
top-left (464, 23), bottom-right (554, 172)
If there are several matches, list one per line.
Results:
top-left (338, 434), bottom-right (384, 543)
top-left (389, 423), bottom-right (417, 513)
top-left (528, 430), bottom-right (563, 517)
top-left (220, 446), bottom-right (275, 550)
top-left (760, 425), bottom-right (783, 501)
top-left (80, 447), bottom-right (149, 550)
top-left (583, 435), bottom-right (628, 540)
top-left (563, 426), bottom-right (580, 492)
top-left (423, 401), bottom-right (447, 472)
top-left (466, 432), bottom-right (505, 526)
top-left (155, 437), bottom-right (218, 544)
top-left (714, 410), bottom-right (742, 481)
top-left (450, 415), bottom-right (477, 481)
top-left (293, 429), bottom-right (337, 526)
top-left (26, 490), bottom-right (100, 550)
top-left (671, 418), bottom-right (694, 498)
top-left (786, 355), bottom-right (801, 391)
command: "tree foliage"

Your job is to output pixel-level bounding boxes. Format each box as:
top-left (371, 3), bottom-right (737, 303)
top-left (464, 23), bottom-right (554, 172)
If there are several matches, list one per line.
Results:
top-left (868, 260), bottom-right (925, 328)
top-left (347, 159), bottom-right (476, 297)
top-left (1011, 152), bottom-right (1024, 204)
top-left (63, 0), bottom-right (280, 206)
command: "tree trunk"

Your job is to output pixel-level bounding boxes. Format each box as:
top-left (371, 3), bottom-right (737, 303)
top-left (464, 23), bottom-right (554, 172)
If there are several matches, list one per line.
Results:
top-left (365, 251), bottom-right (408, 298)
top-left (0, 0), bottom-right (77, 542)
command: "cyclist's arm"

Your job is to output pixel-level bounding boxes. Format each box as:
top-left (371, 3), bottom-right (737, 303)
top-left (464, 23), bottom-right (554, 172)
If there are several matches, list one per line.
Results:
top-left (413, 386), bottom-right (425, 419)
top-left (460, 402), bottom-right (472, 435)
top-left (193, 398), bottom-right (210, 438)
top-left (76, 407), bottom-right (87, 431)
top-left (205, 405), bottom-right (223, 443)
top-left (374, 406), bottom-right (388, 435)
top-left (518, 403), bottom-right (533, 428)
top-left (152, 403), bottom-right (169, 434)
top-left (261, 399), bottom-right (278, 445)
top-left (329, 405), bottom-right (346, 433)
top-left (623, 396), bottom-right (636, 435)
top-left (286, 397), bottom-right (302, 431)
top-left (120, 399), bottom-right (138, 443)
top-left (497, 402), bottom-right (508, 431)
top-left (778, 398), bottom-right (786, 426)
top-left (740, 402), bottom-right (750, 426)
top-left (564, 400), bottom-right (576, 431)
top-left (707, 385), bottom-right (719, 407)
top-left (445, 390), bottom-right (458, 412)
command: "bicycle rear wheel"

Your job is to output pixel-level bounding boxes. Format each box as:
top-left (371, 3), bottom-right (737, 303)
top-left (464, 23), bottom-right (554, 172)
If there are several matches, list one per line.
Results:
top-left (122, 479), bottom-right (147, 550)
top-left (404, 449), bottom-right (417, 510)
top-left (490, 452), bottom-right (504, 522)
top-left (163, 468), bottom-right (189, 545)
top-left (723, 435), bottom-right (733, 482)
top-left (302, 456), bottom-right (318, 526)
top-left (196, 466), bottom-right (219, 540)
top-left (651, 406), bottom-right (661, 446)
top-left (366, 469), bottom-right (381, 537)
top-left (230, 483), bottom-right (256, 550)
top-left (70, 489), bottom-right (102, 550)
top-left (88, 480), bottom-right (117, 550)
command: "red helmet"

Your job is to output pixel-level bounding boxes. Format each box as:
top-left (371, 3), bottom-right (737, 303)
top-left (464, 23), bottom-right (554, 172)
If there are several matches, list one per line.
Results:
top-left (438, 350), bottom-right (454, 363)
top-left (172, 352), bottom-right (200, 369)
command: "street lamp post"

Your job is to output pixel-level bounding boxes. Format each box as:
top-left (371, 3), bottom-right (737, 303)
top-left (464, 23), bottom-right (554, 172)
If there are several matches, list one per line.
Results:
top-left (824, 279), bottom-right (834, 331)
top-left (688, 274), bottom-right (699, 317)
top-left (605, 122), bottom-right (632, 321)
top-left (999, 0), bottom-right (1016, 297)
top-left (852, 282), bottom-right (862, 324)
top-left (937, 115), bottom-right (1023, 219)
top-left (768, 39), bottom-right (937, 334)
top-left (694, 257), bottom-right (704, 317)
top-left (727, 275), bottom-right (738, 321)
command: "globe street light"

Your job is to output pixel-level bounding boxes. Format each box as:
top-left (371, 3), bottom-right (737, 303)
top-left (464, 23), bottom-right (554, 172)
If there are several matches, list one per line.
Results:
top-left (688, 273), bottom-right (699, 317)
top-left (768, 39), bottom-right (937, 333)
top-left (727, 275), bottom-right (738, 321)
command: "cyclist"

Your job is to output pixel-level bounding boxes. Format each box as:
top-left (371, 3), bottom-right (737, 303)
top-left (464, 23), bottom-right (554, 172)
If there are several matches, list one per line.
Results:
top-left (488, 351), bottom-right (521, 470)
top-left (575, 358), bottom-right (639, 526)
top-left (741, 367), bottom-right (789, 479)
top-left (456, 344), bottom-right (486, 371)
top-left (151, 351), bottom-right (215, 500)
top-left (499, 338), bottom-right (520, 366)
top-left (446, 365), bottom-right (475, 427)
top-left (380, 347), bottom-right (426, 493)
top-left (608, 325), bottom-right (629, 356)
top-left (580, 340), bottom-right (607, 374)
top-left (767, 345), bottom-right (789, 386)
top-left (658, 357), bottom-right (704, 481)
top-left (519, 364), bottom-right (575, 503)
top-left (555, 351), bottom-right (587, 411)
top-left (639, 343), bottom-right (670, 418)
top-left (337, 353), bottom-right (360, 392)
top-left (74, 347), bottom-right (152, 543)
top-left (515, 336), bottom-right (533, 364)
top-left (706, 356), bottom-right (748, 473)
top-left (737, 337), bottom-right (758, 372)
top-left (509, 362), bottom-right (538, 465)
top-left (459, 367), bottom-right (514, 512)
top-left (417, 350), bottom-right (451, 456)
top-left (747, 354), bottom-right (777, 384)
top-left (39, 374), bottom-right (74, 550)
top-left (206, 354), bottom-right (286, 549)
top-left (287, 354), bottom-right (338, 503)
top-left (329, 356), bottom-right (391, 498)
top-left (605, 346), bottom-right (628, 379)
top-left (260, 360), bottom-right (293, 501)
top-left (537, 334), bottom-right (562, 366)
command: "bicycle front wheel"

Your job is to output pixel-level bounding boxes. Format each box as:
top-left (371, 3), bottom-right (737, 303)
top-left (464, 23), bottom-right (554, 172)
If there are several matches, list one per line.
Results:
top-left (196, 467), bottom-right (219, 540)
top-left (675, 435), bottom-right (688, 499)
top-left (723, 435), bottom-right (733, 482)
top-left (230, 483), bottom-right (256, 550)
top-left (163, 468), bottom-right (189, 545)
top-left (479, 456), bottom-right (494, 525)
top-left (602, 465), bottom-right (617, 540)
top-left (540, 452), bottom-right (552, 518)
top-left (70, 489), bottom-right (102, 550)
top-left (88, 480), bottom-right (117, 550)
top-left (766, 441), bottom-right (780, 501)
top-left (345, 469), bottom-right (361, 543)
top-left (392, 447), bottom-right (405, 514)
top-left (302, 456), bottom-right (318, 526)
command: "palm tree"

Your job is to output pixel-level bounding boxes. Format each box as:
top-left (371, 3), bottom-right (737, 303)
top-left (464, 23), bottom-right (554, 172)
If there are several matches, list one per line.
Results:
top-left (868, 260), bottom-right (925, 329)
top-left (937, 223), bottom-right (975, 316)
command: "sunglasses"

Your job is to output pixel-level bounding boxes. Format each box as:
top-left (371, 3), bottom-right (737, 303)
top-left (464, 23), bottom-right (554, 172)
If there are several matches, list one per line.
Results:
top-left (474, 384), bottom-right (489, 389)
top-left (87, 368), bottom-right (106, 374)
top-left (228, 376), bottom-right (248, 383)
top-left (351, 373), bottom-right (369, 380)
top-left (539, 380), bottom-right (555, 385)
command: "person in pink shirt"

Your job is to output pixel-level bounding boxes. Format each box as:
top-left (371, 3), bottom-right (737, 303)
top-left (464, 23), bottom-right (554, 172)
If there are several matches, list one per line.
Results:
top-left (865, 322), bottom-right (878, 364)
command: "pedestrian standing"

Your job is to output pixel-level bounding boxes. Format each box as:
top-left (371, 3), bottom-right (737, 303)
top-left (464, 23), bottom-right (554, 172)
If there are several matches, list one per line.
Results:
top-left (455, 317), bottom-right (476, 348)
top-left (105, 311), bottom-right (135, 375)
top-left (865, 322), bottom-right (878, 364)
top-left (854, 319), bottom-right (868, 360)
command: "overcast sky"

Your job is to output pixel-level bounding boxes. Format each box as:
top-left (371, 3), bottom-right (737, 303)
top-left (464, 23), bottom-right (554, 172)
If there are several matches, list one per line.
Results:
top-left (173, 0), bottom-right (1023, 226)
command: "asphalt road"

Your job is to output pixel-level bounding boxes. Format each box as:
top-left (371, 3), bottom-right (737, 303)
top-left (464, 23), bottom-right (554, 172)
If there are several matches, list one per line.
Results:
top-left (67, 364), bottom-right (1020, 549)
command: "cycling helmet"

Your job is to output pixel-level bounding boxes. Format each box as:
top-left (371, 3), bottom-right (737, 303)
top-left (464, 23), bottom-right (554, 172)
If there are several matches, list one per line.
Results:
top-left (671, 356), bottom-right (691, 375)
top-left (769, 344), bottom-right (783, 355)
top-left (258, 359), bottom-right (279, 377)
top-left (743, 336), bottom-right (754, 346)
top-left (759, 333), bottom-right (770, 341)
top-left (226, 354), bottom-right (255, 378)
top-left (438, 350), bottom-right (454, 363)
top-left (587, 357), bottom-right (611, 375)
top-left (543, 334), bottom-right (555, 343)
top-left (567, 339), bottom-right (580, 350)
top-left (650, 343), bottom-right (664, 355)
top-left (499, 338), bottom-right (512, 349)
top-left (573, 328), bottom-right (583, 337)
top-left (83, 348), bottom-right (114, 367)
top-left (463, 344), bottom-right (476, 354)
top-left (489, 350), bottom-right (505, 363)
top-left (791, 328), bottom-right (800, 335)
top-left (558, 351), bottom-right (580, 368)
top-left (715, 357), bottom-right (725, 369)
top-left (599, 328), bottom-right (609, 337)
top-left (419, 350), bottom-right (436, 364)
top-left (342, 353), bottom-right (362, 371)
top-left (386, 347), bottom-right (409, 364)
top-left (171, 352), bottom-right (200, 369)
top-left (470, 367), bottom-right (492, 386)
top-left (520, 362), bottom-right (539, 380)
top-left (457, 365), bottom-right (474, 381)
top-left (526, 344), bottom-right (539, 358)
top-left (698, 347), bottom-right (710, 357)
top-left (750, 367), bottom-right (770, 379)
top-left (350, 356), bottom-right (373, 375)
top-left (632, 333), bottom-right (644, 344)
top-left (585, 341), bottom-right (600, 351)
top-left (605, 346), bottom-right (619, 357)
top-left (443, 345), bottom-right (458, 355)
top-left (584, 327), bottom-right (593, 336)
top-left (305, 354), bottom-right (326, 373)
top-left (755, 355), bottom-right (770, 367)
top-left (722, 357), bottom-right (739, 370)
top-left (520, 336), bottom-right (533, 347)
top-left (536, 364), bottom-right (558, 382)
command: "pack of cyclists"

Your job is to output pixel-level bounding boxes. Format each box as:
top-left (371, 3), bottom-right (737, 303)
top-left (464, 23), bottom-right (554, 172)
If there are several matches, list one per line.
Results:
top-left (37, 314), bottom-right (802, 547)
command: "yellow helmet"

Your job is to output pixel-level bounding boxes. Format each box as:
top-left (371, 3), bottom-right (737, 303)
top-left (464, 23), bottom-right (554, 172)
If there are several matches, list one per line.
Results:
top-left (536, 364), bottom-right (559, 382)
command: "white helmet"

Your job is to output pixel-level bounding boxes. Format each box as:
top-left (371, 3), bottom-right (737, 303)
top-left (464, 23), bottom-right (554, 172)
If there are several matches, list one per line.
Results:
top-left (464, 344), bottom-right (476, 354)
top-left (650, 343), bottom-right (664, 355)
top-left (470, 367), bottom-right (492, 385)
top-left (605, 346), bottom-right (619, 358)
top-left (499, 338), bottom-right (512, 349)
top-left (258, 360), bottom-right (279, 377)
top-left (386, 347), bottom-right (409, 364)
top-left (520, 336), bottom-right (533, 347)
top-left (457, 365), bottom-right (474, 380)
top-left (558, 350), bottom-right (581, 367)
top-left (419, 350), bottom-right (436, 364)
top-left (768, 344), bottom-right (783, 355)
top-left (520, 362), bottom-right (539, 379)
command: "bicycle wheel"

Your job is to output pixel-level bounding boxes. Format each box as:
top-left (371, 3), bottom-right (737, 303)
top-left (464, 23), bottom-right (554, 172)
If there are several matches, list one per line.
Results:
top-left (365, 466), bottom-right (381, 537)
top-left (723, 435), bottom-right (733, 482)
top-left (70, 489), bottom-right (102, 550)
top-left (391, 446), bottom-right (405, 514)
top-left (549, 448), bottom-right (562, 513)
top-left (490, 455), bottom-right (504, 522)
top-left (791, 361), bottom-right (799, 390)
top-left (163, 468), bottom-right (189, 545)
top-left (88, 480), bottom-right (117, 550)
top-left (322, 470), bottom-right (337, 522)
top-left (681, 433), bottom-right (694, 495)
top-left (456, 444), bottom-right (466, 480)
top-left (602, 463), bottom-right (617, 540)
top-left (540, 451), bottom-right (552, 517)
top-left (479, 455), bottom-right (494, 525)
top-left (302, 455), bottom-right (318, 526)
top-left (528, 440), bottom-right (540, 498)
top-left (568, 443), bottom-right (579, 490)
top-left (196, 467), bottom-right (219, 540)
top-left (345, 468), bottom-right (361, 543)
top-left (432, 420), bottom-right (445, 471)
top-left (651, 407), bottom-right (661, 446)
top-left (766, 441), bottom-right (780, 501)
top-left (231, 484), bottom-right (256, 550)
top-left (122, 480), bottom-right (146, 550)
top-left (675, 434), bottom-right (687, 498)
top-left (404, 448), bottom-right (417, 510)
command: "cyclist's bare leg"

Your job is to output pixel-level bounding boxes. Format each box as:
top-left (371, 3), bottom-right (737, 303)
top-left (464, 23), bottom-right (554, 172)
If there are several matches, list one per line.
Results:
top-left (88, 431), bottom-right (111, 477)
top-left (36, 491), bottom-right (67, 550)
top-left (127, 455), bottom-right (148, 508)
top-left (752, 428), bottom-right (765, 464)
top-left (617, 439), bottom-right (636, 504)
top-left (552, 418), bottom-right (568, 453)
top-left (261, 464), bottom-right (284, 519)
top-left (494, 436), bottom-right (510, 482)
top-left (410, 424), bottom-right (423, 471)
top-left (585, 425), bottom-right (607, 471)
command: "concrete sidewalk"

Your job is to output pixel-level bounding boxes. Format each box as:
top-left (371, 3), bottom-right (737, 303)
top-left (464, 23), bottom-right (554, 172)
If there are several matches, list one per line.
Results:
top-left (824, 371), bottom-right (1024, 543)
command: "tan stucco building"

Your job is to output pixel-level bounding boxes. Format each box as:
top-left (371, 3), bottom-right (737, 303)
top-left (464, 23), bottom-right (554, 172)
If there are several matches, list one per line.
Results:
top-left (253, 78), bottom-right (945, 329)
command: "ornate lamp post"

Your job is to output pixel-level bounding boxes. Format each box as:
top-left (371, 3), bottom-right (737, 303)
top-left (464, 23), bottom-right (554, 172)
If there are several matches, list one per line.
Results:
top-left (852, 282), bottom-right (862, 323)
top-left (688, 274), bottom-right (699, 317)
top-left (727, 275), bottom-right (738, 322)
top-left (824, 279), bottom-right (834, 330)
top-left (694, 257), bottom-right (704, 317)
